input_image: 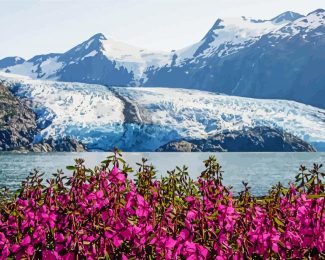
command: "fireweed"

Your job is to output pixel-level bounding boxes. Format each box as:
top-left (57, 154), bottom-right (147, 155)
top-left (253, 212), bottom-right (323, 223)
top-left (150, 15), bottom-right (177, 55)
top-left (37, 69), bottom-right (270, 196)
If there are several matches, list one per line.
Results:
top-left (0, 150), bottom-right (324, 259)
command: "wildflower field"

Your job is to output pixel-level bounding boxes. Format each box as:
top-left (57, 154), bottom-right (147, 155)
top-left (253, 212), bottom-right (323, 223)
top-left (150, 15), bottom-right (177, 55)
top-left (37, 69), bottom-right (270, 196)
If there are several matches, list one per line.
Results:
top-left (0, 150), bottom-right (324, 259)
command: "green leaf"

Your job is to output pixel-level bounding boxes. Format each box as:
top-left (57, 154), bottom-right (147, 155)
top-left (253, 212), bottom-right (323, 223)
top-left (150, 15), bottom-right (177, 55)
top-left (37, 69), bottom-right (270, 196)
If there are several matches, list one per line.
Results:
top-left (66, 166), bottom-right (76, 171)
top-left (85, 168), bottom-right (94, 173)
top-left (307, 194), bottom-right (325, 199)
top-left (274, 217), bottom-right (285, 227)
top-left (278, 226), bottom-right (285, 233)
top-left (101, 160), bottom-right (109, 164)
top-left (306, 176), bottom-right (315, 186)
top-left (118, 157), bottom-right (126, 163)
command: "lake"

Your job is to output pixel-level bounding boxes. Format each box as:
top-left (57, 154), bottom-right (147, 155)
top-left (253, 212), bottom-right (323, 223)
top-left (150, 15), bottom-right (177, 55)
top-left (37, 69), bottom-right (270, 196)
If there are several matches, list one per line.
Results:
top-left (0, 152), bottom-right (324, 196)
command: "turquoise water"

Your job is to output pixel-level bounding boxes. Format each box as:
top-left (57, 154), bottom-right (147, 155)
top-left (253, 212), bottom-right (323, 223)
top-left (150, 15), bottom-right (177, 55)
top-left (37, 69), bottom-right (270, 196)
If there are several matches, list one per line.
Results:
top-left (0, 152), bottom-right (324, 196)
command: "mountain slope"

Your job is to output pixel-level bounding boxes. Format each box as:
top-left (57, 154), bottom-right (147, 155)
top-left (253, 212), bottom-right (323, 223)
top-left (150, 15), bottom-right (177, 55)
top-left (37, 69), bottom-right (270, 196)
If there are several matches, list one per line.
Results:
top-left (1, 33), bottom-right (171, 86)
top-left (1, 73), bottom-right (324, 151)
top-left (173, 12), bottom-right (293, 62)
top-left (0, 82), bottom-right (37, 150)
top-left (0, 9), bottom-right (324, 108)
top-left (0, 57), bottom-right (25, 69)
top-left (269, 11), bottom-right (304, 23)
top-left (0, 10), bottom-right (309, 81)
top-left (144, 9), bottom-right (325, 108)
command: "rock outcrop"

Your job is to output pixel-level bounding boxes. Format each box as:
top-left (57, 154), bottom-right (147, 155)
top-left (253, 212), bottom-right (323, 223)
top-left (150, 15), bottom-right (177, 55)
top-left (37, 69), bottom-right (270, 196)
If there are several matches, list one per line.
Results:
top-left (0, 83), bottom-right (85, 152)
top-left (0, 84), bottom-right (37, 151)
top-left (30, 137), bottom-right (85, 152)
top-left (157, 127), bottom-right (315, 152)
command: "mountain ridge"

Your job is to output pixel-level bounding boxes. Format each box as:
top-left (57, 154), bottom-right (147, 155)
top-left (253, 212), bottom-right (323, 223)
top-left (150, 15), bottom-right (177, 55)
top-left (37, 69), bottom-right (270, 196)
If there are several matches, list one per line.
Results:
top-left (0, 10), bottom-right (306, 77)
top-left (1, 9), bottom-right (324, 107)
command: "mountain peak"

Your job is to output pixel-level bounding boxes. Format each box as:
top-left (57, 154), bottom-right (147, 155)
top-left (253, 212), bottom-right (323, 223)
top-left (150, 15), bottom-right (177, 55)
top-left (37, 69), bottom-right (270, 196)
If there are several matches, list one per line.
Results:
top-left (271, 11), bottom-right (304, 23)
top-left (90, 33), bottom-right (107, 41)
top-left (201, 18), bottom-right (224, 40)
top-left (307, 8), bottom-right (325, 16)
top-left (210, 19), bottom-right (224, 30)
top-left (0, 56), bottom-right (25, 69)
top-left (61, 33), bottom-right (109, 61)
top-left (14, 56), bottom-right (24, 62)
top-left (81, 33), bottom-right (108, 51)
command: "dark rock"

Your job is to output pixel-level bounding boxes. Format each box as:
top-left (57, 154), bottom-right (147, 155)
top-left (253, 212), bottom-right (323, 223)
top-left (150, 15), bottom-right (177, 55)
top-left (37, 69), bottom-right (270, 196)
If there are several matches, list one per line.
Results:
top-left (157, 127), bottom-right (315, 152)
top-left (0, 84), bottom-right (37, 151)
top-left (31, 137), bottom-right (85, 152)
top-left (0, 83), bottom-right (86, 152)
top-left (156, 140), bottom-right (200, 152)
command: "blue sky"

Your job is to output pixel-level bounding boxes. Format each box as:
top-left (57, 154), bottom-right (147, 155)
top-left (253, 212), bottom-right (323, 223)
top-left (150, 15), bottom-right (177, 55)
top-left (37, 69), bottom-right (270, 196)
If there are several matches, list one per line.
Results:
top-left (1, 0), bottom-right (324, 59)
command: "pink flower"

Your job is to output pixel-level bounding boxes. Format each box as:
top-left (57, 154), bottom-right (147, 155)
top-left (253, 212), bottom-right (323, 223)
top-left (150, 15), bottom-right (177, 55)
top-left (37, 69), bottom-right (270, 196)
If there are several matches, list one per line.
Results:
top-left (165, 237), bottom-right (176, 249)
top-left (179, 229), bottom-right (190, 240)
top-left (87, 193), bottom-right (96, 200)
top-left (183, 241), bottom-right (209, 259)
top-left (109, 166), bottom-right (126, 184)
top-left (0, 245), bottom-right (10, 258)
top-left (26, 245), bottom-right (35, 256)
top-left (96, 190), bottom-right (104, 199)
top-left (11, 244), bottom-right (20, 253)
top-left (113, 235), bottom-right (123, 247)
top-left (42, 250), bottom-right (60, 260)
top-left (21, 235), bottom-right (31, 247)
top-left (136, 194), bottom-right (149, 218)
top-left (121, 227), bottom-right (132, 240)
top-left (62, 252), bottom-right (76, 260)
top-left (55, 233), bottom-right (65, 243)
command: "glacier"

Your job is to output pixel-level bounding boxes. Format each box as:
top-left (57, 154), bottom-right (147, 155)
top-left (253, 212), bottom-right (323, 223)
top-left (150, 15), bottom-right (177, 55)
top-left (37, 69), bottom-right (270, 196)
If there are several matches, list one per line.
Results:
top-left (1, 72), bottom-right (325, 151)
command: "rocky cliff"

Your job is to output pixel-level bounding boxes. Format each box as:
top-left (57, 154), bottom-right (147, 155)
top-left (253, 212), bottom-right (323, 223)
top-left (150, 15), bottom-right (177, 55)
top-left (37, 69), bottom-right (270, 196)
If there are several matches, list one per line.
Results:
top-left (0, 83), bottom-right (85, 152)
top-left (157, 127), bottom-right (316, 152)
top-left (0, 84), bottom-right (37, 150)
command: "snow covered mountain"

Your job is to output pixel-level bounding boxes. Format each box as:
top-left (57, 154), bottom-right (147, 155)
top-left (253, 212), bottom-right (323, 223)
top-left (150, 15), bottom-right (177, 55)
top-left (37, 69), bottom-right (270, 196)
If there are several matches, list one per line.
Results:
top-left (1, 73), bottom-right (324, 151)
top-left (0, 9), bottom-right (324, 108)
top-left (1, 33), bottom-right (171, 86)
top-left (0, 57), bottom-right (25, 69)
top-left (172, 11), bottom-right (301, 62)
top-left (1, 11), bottom-right (299, 82)
top-left (145, 9), bottom-right (325, 108)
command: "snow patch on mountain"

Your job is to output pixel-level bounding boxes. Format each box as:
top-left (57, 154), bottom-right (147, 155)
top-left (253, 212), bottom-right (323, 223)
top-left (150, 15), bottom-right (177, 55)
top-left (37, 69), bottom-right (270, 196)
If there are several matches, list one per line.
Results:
top-left (38, 57), bottom-right (64, 79)
top-left (99, 37), bottom-right (172, 80)
top-left (4, 62), bottom-right (37, 78)
top-left (0, 33), bottom-right (172, 84)
top-left (270, 11), bottom-right (304, 24)
top-left (175, 14), bottom-right (294, 62)
top-left (273, 9), bottom-right (325, 39)
top-left (4, 56), bottom-right (64, 80)
top-left (65, 33), bottom-right (172, 82)
top-left (82, 50), bottom-right (98, 59)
